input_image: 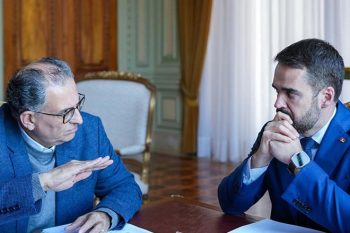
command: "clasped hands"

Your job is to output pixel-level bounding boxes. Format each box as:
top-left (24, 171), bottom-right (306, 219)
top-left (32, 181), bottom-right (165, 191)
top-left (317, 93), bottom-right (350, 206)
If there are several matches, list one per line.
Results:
top-left (38, 156), bottom-right (113, 233)
top-left (251, 111), bottom-right (303, 168)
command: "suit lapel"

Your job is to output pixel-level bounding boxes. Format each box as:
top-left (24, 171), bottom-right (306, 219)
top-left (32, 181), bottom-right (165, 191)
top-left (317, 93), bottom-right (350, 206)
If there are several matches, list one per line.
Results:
top-left (55, 133), bottom-right (80, 225)
top-left (55, 142), bottom-right (76, 166)
top-left (314, 102), bottom-right (350, 175)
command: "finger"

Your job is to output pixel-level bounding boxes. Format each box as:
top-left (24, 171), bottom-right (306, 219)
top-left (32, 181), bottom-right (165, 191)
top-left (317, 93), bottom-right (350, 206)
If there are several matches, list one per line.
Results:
top-left (73, 158), bottom-right (105, 172)
top-left (74, 161), bottom-right (113, 180)
top-left (274, 111), bottom-right (293, 124)
top-left (74, 171), bottom-right (93, 182)
top-left (86, 157), bottom-right (113, 171)
top-left (77, 215), bottom-right (98, 233)
top-left (96, 156), bottom-right (111, 163)
top-left (90, 160), bottom-right (114, 171)
top-left (86, 224), bottom-right (105, 233)
top-left (265, 131), bottom-right (293, 143)
top-left (65, 215), bottom-right (87, 232)
top-left (271, 121), bottom-right (299, 139)
top-left (79, 161), bottom-right (113, 174)
top-left (93, 156), bottom-right (113, 167)
top-left (69, 156), bottom-right (110, 171)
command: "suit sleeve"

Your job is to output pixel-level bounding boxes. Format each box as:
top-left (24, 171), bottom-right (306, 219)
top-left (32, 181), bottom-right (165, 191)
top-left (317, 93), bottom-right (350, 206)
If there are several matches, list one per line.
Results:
top-left (282, 162), bottom-right (350, 232)
top-left (0, 175), bottom-right (41, 224)
top-left (218, 123), bottom-right (269, 215)
top-left (93, 118), bottom-right (142, 229)
top-left (218, 159), bottom-right (267, 215)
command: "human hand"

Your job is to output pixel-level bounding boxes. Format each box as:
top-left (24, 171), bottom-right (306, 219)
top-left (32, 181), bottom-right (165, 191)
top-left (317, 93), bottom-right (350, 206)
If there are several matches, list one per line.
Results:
top-left (269, 137), bottom-right (302, 164)
top-left (64, 211), bottom-right (111, 233)
top-left (39, 156), bottom-right (113, 192)
top-left (251, 111), bottom-right (299, 168)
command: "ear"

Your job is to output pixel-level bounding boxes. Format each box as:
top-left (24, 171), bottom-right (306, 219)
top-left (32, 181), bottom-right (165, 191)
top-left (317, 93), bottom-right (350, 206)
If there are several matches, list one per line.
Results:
top-left (19, 111), bottom-right (36, 131)
top-left (319, 86), bottom-right (335, 108)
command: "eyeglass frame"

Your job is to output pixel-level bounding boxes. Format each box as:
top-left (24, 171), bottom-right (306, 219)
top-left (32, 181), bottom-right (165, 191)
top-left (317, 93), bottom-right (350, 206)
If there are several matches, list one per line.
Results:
top-left (33, 93), bottom-right (85, 124)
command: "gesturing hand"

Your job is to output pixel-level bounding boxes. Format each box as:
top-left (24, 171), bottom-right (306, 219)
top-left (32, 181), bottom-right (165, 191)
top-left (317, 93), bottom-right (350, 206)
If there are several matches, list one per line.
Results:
top-left (39, 156), bottom-right (113, 192)
top-left (65, 211), bottom-right (111, 233)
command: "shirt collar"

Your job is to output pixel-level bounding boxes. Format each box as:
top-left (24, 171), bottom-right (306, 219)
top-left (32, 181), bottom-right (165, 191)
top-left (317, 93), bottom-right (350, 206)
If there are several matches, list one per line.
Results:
top-left (19, 126), bottom-right (56, 153)
top-left (307, 108), bottom-right (337, 144)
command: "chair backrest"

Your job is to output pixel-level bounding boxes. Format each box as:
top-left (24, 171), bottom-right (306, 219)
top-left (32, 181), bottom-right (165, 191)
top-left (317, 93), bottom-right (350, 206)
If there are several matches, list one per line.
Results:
top-left (76, 71), bottom-right (156, 155)
top-left (346, 102), bottom-right (350, 109)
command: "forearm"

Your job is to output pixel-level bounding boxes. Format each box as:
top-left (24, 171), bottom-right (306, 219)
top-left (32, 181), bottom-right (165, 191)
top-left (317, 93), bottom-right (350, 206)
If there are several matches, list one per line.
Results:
top-left (218, 159), bottom-right (267, 215)
top-left (282, 162), bottom-right (350, 232)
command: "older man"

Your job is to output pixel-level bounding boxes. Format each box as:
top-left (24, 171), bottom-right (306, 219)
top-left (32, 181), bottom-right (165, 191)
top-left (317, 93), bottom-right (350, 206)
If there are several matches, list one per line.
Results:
top-left (0, 57), bottom-right (142, 233)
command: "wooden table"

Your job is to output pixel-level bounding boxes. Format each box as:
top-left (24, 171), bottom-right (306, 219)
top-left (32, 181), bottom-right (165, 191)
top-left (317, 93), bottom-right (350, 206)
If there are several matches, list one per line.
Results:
top-left (130, 197), bottom-right (259, 233)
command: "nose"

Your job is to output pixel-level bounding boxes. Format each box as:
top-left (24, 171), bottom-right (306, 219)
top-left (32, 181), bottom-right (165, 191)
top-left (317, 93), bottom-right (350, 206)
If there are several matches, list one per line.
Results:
top-left (274, 93), bottom-right (286, 110)
top-left (70, 108), bottom-right (83, 125)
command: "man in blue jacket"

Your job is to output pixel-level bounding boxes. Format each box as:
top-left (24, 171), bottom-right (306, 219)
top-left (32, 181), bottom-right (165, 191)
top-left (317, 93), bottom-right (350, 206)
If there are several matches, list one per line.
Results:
top-left (0, 57), bottom-right (142, 232)
top-left (218, 38), bottom-right (350, 232)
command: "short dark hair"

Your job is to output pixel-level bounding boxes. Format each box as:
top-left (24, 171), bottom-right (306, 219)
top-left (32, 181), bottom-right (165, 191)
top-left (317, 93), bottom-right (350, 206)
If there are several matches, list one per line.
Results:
top-left (6, 57), bottom-right (74, 118)
top-left (275, 38), bottom-right (344, 101)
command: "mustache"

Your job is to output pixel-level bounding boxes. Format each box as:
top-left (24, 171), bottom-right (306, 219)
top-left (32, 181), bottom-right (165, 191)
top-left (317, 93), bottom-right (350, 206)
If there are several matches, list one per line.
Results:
top-left (276, 108), bottom-right (293, 120)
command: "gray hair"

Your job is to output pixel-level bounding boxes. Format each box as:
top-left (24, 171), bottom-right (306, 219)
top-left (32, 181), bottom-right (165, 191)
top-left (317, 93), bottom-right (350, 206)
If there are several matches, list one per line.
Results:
top-left (6, 57), bottom-right (74, 118)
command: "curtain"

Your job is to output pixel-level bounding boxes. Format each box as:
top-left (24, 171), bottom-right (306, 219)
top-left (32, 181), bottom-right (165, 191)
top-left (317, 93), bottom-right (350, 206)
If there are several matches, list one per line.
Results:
top-left (198, 0), bottom-right (330, 163)
top-left (178, 0), bottom-right (212, 154)
top-left (325, 0), bottom-right (350, 102)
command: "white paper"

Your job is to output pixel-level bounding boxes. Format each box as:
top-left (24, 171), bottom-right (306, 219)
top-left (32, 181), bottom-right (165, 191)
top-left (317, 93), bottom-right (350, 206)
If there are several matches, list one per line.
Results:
top-left (42, 223), bottom-right (153, 233)
top-left (227, 219), bottom-right (325, 233)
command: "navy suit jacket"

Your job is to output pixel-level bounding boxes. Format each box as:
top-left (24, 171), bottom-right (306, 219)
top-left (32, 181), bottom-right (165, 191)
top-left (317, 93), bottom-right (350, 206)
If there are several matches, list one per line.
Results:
top-left (218, 101), bottom-right (350, 232)
top-left (0, 104), bottom-right (142, 232)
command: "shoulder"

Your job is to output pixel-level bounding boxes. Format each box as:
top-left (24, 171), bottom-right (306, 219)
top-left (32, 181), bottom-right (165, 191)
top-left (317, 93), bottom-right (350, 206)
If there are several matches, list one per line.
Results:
top-left (331, 101), bottom-right (350, 133)
top-left (75, 111), bottom-right (106, 138)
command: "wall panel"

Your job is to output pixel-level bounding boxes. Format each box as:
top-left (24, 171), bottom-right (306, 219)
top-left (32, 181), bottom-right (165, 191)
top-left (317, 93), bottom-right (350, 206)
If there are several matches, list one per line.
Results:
top-left (118, 0), bottom-right (182, 154)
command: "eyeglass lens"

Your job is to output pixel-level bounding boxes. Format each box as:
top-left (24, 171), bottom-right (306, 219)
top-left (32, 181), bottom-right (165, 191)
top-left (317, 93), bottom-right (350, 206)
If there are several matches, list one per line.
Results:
top-left (63, 95), bottom-right (85, 123)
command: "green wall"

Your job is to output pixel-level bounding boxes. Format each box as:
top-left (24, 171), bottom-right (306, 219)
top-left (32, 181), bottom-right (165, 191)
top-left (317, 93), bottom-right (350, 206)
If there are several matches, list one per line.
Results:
top-left (118, 0), bottom-right (182, 154)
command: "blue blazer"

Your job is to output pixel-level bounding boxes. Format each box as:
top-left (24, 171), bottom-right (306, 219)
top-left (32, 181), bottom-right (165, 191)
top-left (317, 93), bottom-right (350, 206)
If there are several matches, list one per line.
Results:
top-left (0, 104), bottom-right (142, 232)
top-left (218, 101), bottom-right (350, 233)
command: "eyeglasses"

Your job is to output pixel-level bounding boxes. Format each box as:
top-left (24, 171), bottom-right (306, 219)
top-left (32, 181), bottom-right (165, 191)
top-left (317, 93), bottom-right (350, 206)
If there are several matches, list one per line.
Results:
top-left (34, 93), bottom-right (85, 124)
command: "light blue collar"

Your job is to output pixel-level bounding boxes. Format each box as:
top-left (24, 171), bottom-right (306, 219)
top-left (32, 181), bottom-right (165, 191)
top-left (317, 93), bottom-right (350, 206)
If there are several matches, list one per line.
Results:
top-left (19, 126), bottom-right (56, 153)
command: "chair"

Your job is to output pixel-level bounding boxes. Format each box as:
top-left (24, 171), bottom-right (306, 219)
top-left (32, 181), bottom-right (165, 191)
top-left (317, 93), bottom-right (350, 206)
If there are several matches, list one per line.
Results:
top-left (346, 102), bottom-right (350, 109)
top-left (76, 71), bottom-right (156, 195)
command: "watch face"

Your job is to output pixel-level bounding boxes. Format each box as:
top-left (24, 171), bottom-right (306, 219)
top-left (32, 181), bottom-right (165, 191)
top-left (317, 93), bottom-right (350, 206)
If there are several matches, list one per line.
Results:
top-left (291, 152), bottom-right (311, 168)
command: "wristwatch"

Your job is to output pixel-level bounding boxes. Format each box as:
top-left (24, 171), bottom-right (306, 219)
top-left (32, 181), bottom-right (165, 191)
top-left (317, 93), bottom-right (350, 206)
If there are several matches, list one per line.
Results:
top-left (287, 151), bottom-right (311, 175)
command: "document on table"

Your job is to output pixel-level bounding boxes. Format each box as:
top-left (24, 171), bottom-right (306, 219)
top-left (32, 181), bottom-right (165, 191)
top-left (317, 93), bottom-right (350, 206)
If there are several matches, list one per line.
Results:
top-left (42, 223), bottom-right (153, 233)
top-left (227, 219), bottom-right (325, 233)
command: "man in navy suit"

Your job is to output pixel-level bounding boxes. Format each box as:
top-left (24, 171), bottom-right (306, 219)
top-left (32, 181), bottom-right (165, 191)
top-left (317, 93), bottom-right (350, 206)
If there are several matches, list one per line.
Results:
top-left (0, 57), bottom-right (142, 233)
top-left (218, 39), bottom-right (350, 232)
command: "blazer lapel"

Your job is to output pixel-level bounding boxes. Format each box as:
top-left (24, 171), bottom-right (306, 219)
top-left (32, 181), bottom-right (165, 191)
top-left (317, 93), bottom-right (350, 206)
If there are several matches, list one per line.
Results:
top-left (55, 133), bottom-right (80, 225)
top-left (55, 142), bottom-right (77, 166)
top-left (314, 102), bottom-right (350, 175)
